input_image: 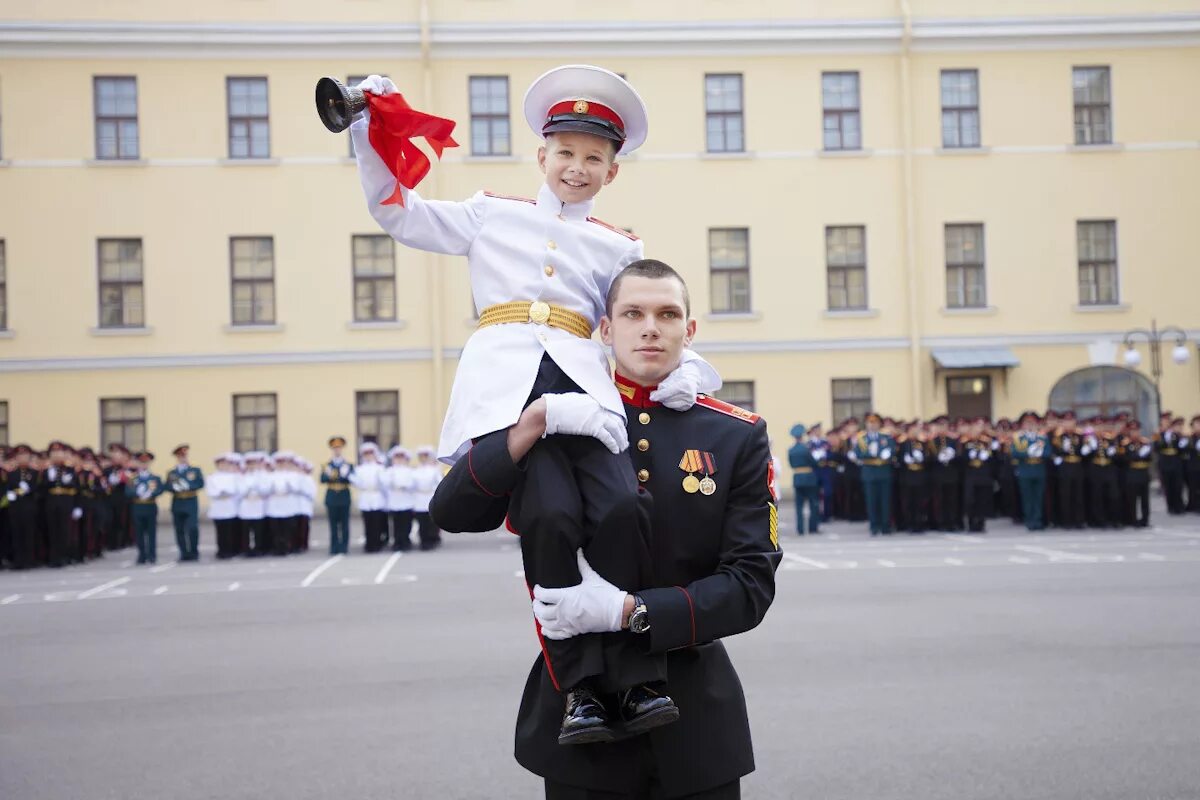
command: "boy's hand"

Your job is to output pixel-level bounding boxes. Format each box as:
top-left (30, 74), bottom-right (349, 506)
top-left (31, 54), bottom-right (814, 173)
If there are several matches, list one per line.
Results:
top-left (542, 393), bottom-right (628, 454)
top-left (356, 75), bottom-right (397, 96)
top-left (650, 360), bottom-right (703, 411)
top-left (532, 551), bottom-right (627, 640)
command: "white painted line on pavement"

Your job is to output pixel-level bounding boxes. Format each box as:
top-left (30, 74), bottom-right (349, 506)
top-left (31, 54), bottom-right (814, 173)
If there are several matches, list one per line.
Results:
top-left (782, 553), bottom-right (830, 569)
top-left (1015, 544), bottom-right (1099, 563)
top-left (228, 582), bottom-right (240, 591)
top-left (1158, 530), bottom-right (1200, 540)
top-left (78, 576), bottom-right (130, 600)
top-left (1, 594), bottom-right (19, 605)
top-left (1137, 553), bottom-right (1166, 561)
top-left (944, 534), bottom-right (985, 544)
top-left (374, 551), bottom-right (403, 585)
top-left (150, 561), bottom-right (177, 573)
top-left (877, 559), bottom-right (896, 568)
top-left (944, 558), bottom-right (964, 566)
top-left (1009, 556), bottom-right (1032, 564)
top-left (121, 560), bottom-right (135, 567)
top-left (153, 586), bottom-right (168, 595)
top-left (300, 555), bottom-right (343, 587)
top-left (826, 533), bottom-right (841, 540)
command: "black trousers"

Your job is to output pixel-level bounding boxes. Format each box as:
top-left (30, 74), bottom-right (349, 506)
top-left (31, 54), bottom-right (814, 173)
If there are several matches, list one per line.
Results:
top-left (898, 478), bottom-right (928, 532)
top-left (963, 479), bottom-right (992, 532)
top-left (1186, 470), bottom-right (1200, 513)
top-left (1087, 471), bottom-right (1121, 528)
top-left (362, 510), bottom-right (388, 552)
top-left (270, 517), bottom-right (295, 556)
top-left (390, 510), bottom-right (414, 550)
top-left (1057, 467), bottom-right (1086, 528)
top-left (1124, 479), bottom-right (1150, 527)
top-left (215, 519), bottom-right (238, 558)
top-left (932, 480), bottom-right (961, 531)
top-left (242, 518), bottom-right (266, 556)
top-left (510, 354), bottom-right (663, 694)
top-left (8, 499), bottom-right (37, 568)
top-left (545, 779), bottom-right (739, 800)
top-left (415, 511), bottom-right (440, 550)
top-left (45, 496), bottom-right (74, 567)
top-left (1161, 467), bottom-right (1185, 514)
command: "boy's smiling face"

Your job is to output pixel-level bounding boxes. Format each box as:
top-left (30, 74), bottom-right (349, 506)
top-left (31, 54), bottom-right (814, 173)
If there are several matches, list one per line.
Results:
top-left (538, 131), bottom-right (619, 205)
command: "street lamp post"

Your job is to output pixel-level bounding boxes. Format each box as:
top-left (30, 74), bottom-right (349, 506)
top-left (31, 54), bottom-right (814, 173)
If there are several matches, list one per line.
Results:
top-left (1122, 319), bottom-right (1191, 402)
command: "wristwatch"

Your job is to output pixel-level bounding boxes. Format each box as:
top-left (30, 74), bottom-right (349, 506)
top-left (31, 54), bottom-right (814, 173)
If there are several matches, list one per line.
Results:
top-left (628, 595), bottom-right (650, 634)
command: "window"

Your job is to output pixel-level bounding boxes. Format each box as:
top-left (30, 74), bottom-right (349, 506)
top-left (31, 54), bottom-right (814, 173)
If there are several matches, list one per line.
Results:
top-left (940, 69), bottom-right (979, 148)
top-left (94, 76), bottom-right (138, 160)
top-left (714, 381), bottom-right (755, 413)
top-left (826, 226), bottom-right (867, 310)
top-left (945, 223), bottom-right (986, 308)
top-left (97, 238), bottom-right (144, 328)
top-left (352, 235), bottom-right (396, 322)
top-left (0, 401), bottom-right (8, 447)
top-left (1077, 220), bottom-right (1118, 306)
top-left (832, 379), bottom-right (872, 424)
top-left (100, 398), bottom-right (146, 452)
top-left (705, 74), bottom-right (744, 153)
top-left (709, 228), bottom-right (750, 313)
top-left (469, 76), bottom-right (510, 156)
top-left (230, 237), bottom-right (275, 325)
top-left (356, 390), bottom-right (400, 449)
top-left (1073, 67), bottom-right (1111, 145)
top-left (822, 72), bottom-right (861, 151)
top-left (227, 77), bottom-right (269, 159)
top-left (0, 239), bottom-right (6, 331)
top-left (233, 393), bottom-right (278, 453)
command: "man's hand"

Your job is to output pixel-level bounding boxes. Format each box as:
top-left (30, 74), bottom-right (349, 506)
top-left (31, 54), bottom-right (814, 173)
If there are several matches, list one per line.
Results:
top-left (543, 393), bottom-right (628, 455)
top-left (71, 508), bottom-right (83, 521)
top-left (649, 360), bottom-right (703, 411)
top-left (532, 551), bottom-right (628, 640)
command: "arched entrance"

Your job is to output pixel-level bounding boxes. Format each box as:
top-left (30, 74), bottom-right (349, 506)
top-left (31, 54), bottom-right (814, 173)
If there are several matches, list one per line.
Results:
top-left (1048, 366), bottom-right (1158, 429)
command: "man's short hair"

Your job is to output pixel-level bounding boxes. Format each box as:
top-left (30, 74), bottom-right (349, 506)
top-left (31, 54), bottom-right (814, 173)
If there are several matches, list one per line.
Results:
top-left (605, 259), bottom-right (691, 319)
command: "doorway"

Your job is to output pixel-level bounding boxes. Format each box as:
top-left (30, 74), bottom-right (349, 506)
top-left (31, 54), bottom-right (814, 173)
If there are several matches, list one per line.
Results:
top-left (947, 375), bottom-right (993, 420)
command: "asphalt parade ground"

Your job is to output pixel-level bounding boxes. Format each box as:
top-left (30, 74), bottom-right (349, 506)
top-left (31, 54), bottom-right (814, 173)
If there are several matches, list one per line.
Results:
top-left (3, 502), bottom-right (1199, 800)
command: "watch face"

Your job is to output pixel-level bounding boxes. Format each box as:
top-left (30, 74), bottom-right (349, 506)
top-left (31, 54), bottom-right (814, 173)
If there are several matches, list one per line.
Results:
top-left (630, 608), bottom-right (649, 634)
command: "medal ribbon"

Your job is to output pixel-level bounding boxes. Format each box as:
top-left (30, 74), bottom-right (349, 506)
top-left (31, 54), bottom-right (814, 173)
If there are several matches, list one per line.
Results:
top-left (678, 450), bottom-right (702, 473)
top-left (367, 93), bottom-right (459, 208)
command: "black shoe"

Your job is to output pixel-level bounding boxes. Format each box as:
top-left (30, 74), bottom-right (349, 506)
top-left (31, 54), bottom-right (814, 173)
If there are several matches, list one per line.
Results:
top-left (616, 684), bottom-right (679, 738)
top-left (558, 686), bottom-right (615, 746)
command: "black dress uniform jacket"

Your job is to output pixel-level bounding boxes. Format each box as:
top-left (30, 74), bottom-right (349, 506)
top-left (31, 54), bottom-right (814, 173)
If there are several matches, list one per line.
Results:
top-left (430, 376), bottom-right (781, 797)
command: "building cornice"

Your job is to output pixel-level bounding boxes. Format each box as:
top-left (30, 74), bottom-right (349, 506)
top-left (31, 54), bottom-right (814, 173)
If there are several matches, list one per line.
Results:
top-left (2, 14), bottom-right (1199, 59)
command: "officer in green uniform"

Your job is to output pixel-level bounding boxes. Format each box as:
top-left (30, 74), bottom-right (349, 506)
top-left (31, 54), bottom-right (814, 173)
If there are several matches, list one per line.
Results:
top-left (852, 412), bottom-right (895, 535)
top-left (1011, 411), bottom-right (1049, 531)
top-left (321, 436), bottom-right (354, 555)
top-left (166, 444), bottom-right (205, 561)
top-left (126, 451), bottom-right (164, 565)
top-left (787, 423), bottom-right (820, 535)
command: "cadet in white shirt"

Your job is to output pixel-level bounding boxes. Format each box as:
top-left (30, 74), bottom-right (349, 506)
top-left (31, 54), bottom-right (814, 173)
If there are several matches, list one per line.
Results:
top-left (266, 452), bottom-right (299, 556)
top-left (239, 452), bottom-right (270, 557)
top-left (352, 442), bottom-right (387, 552)
top-left (206, 453), bottom-right (244, 559)
top-left (384, 445), bottom-right (416, 552)
top-left (411, 446), bottom-right (444, 552)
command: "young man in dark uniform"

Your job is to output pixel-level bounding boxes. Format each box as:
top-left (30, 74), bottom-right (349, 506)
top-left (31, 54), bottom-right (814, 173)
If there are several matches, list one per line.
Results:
top-left (1155, 417), bottom-right (1187, 515)
top-left (1052, 412), bottom-right (1086, 529)
top-left (431, 260), bottom-right (780, 799)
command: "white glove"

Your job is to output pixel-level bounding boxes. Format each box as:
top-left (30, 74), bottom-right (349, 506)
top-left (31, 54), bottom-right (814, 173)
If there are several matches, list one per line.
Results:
top-left (1181, 437), bottom-right (1191, 449)
top-left (880, 448), bottom-right (893, 461)
top-left (532, 550), bottom-right (627, 641)
top-left (48, 467), bottom-right (58, 481)
top-left (5, 491), bottom-right (15, 503)
top-left (903, 452), bottom-right (913, 465)
top-left (649, 361), bottom-right (703, 411)
top-left (62, 471), bottom-right (73, 484)
top-left (136, 484), bottom-right (150, 499)
top-left (979, 449), bottom-right (990, 462)
top-left (913, 449), bottom-right (924, 463)
top-left (71, 508), bottom-right (83, 521)
top-left (1053, 456), bottom-right (1063, 466)
top-left (542, 393), bottom-right (628, 455)
top-left (1138, 445), bottom-right (1152, 458)
top-left (939, 448), bottom-right (953, 464)
top-left (356, 74), bottom-right (397, 96)
top-left (339, 464), bottom-right (350, 478)
top-left (19, 480), bottom-right (30, 493)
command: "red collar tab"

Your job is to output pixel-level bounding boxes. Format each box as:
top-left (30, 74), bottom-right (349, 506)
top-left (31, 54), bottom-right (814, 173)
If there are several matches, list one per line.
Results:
top-left (547, 100), bottom-right (626, 135)
top-left (614, 374), bottom-right (661, 408)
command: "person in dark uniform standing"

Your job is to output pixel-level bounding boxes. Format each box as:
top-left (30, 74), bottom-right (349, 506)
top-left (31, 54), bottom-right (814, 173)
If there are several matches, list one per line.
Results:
top-left (851, 412), bottom-right (894, 536)
top-left (787, 423), bottom-right (820, 535)
top-left (896, 421), bottom-right (930, 534)
top-left (431, 261), bottom-right (779, 798)
top-left (961, 419), bottom-right (994, 533)
top-left (992, 420), bottom-right (1020, 524)
top-left (1121, 421), bottom-right (1154, 527)
top-left (808, 424), bottom-right (835, 523)
top-left (1082, 419), bottom-right (1122, 529)
top-left (167, 444), bottom-right (205, 561)
top-left (321, 436), bottom-right (354, 555)
top-left (1012, 411), bottom-right (1048, 531)
top-left (1185, 415), bottom-right (1200, 513)
top-left (1052, 412), bottom-right (1086, 529)
top-left (928, 416), bottom-right (962, 532)
top-left (4, 445), bottom-right (39, 569)
top-left (42, 441), bottom-right (81, 568)
top-left (104, 443), bottom-right (133, 550)
top-left (1155, 416), bottom-right (1186, 515)
top-left (127, 451), bottom-right (164, 564)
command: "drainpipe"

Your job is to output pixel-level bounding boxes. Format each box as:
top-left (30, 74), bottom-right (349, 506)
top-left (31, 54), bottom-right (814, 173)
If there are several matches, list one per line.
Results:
top-left (898, 0), bottom-right (923, 417)
top-left (419, 0), bottom-right (446, 443)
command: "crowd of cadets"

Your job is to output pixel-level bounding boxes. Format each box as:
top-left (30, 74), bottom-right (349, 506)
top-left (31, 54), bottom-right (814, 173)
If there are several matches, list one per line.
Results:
top-left (0, 436), bottom-right (444, 570)
top-left (786, 410), bottom-right (1200, 536)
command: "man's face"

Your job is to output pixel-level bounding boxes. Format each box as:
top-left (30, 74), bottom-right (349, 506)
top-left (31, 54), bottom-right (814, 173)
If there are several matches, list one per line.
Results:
top-left (331, 446), bottom-right (343, 459)
top-left (600, 275), bottom-right (695, 387)
top-left (538, 132), bottom-right (619, 205)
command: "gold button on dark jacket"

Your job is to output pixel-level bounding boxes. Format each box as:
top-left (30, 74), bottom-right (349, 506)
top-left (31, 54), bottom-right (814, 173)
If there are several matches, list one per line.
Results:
top-left (637, 469), bottom-right (650, 482)
top-left (637, 439), bottom-right (650, 452)
top-left (639, 412), bottom-right (651, 425)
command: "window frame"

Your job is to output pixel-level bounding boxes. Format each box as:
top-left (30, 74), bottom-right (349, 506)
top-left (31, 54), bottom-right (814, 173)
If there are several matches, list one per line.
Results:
top-left (821, 71), bottom-right (862, 152)
top-left (226, 76), bottom-right (271, 159)
top-left (355, 390), bottom-right (401, 451)
top-left (1072, 66), bottom-right (1112, 146)
top-left (0, 238), bottom-right (6, 331)
top-left (0, 400), bottom-right (8, 447)
top-left (96, 238), bottom-right (145, 329)
top-left (825, 225), bottom-right (868, 311)
top-left (100, 397), bottom-right (146, 453)
top-left (468, 75), bottom-right (511, 157)
top-left (713, 380), bottom-right (756, 413)
top-left (939, 68), bottom-right (980, 149)
top-left (831, 378), bottom-right (872, 425)
top-left (93, 75), bottom-right (139, 160)
top-left (708, 227), bottom-right (751, 314)
top-left (1076, 219), bottom-right (1119, 306)
top-left (944, 223), bottom-right (987, 309)
top-left (232, 393), bottom-right (279, 453)
top-left (229, 236), bottom-right (276, 326)
top-left (704, 73), bottom-right (745, 154)
top-left (351, 234), bottom-right (398, 322)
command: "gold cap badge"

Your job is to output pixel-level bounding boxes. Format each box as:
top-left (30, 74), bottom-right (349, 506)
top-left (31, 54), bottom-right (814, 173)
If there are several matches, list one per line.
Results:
top-left (573, 100), bottom-right (590, 114)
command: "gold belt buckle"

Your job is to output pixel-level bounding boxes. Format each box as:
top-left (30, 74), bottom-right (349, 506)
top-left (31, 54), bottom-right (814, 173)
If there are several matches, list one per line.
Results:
top-left (528, 301), bottom-right (551, 325)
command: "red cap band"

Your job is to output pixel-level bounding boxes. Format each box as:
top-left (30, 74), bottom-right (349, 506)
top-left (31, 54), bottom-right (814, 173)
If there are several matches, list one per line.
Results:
top-left (546, 100), bottom-right (625, 133)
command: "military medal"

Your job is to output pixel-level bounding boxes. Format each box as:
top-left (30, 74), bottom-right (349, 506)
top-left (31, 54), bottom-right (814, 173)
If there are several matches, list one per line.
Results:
top-left (682, 474), bottom-right (700, 493)
top-left (679, 450), bottom-right (717, 496)
top-left (699, 476), bottom-right (716, 495)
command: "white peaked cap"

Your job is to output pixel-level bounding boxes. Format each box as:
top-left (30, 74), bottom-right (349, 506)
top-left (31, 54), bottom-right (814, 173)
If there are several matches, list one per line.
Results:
top-left (523, 64), bottom-right (648, 155)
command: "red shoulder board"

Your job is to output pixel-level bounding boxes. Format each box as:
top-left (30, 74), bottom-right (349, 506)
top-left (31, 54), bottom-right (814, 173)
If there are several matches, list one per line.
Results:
top-left (586, 217), bottom-right (640, 241)
top-left (483, 191), bottom-right (535, 204)
top-left (695, 395), bottom-right (760, 425)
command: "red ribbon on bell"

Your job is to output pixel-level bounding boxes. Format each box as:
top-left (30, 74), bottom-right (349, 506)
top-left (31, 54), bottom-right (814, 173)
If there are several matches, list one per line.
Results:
top-left (366, 93), bottom-right (458, 207)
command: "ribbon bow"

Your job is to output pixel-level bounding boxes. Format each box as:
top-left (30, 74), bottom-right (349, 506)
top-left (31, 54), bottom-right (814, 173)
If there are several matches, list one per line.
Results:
top-left (367, 93), bottom-right (459, 207)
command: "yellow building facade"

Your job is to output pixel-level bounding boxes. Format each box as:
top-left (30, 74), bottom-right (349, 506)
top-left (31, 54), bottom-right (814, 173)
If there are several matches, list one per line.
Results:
top-left (2, 1), bottom-right (1199, 475)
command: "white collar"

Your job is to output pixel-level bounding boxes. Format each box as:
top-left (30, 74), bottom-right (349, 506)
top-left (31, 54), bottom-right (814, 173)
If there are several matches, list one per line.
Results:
top-left (536, 183), bottom-right (594, 221)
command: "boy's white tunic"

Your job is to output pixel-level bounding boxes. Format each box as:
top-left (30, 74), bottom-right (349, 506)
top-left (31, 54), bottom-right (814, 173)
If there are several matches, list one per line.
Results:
top-left (351, 118), bottom-right (715, 464)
